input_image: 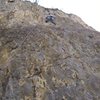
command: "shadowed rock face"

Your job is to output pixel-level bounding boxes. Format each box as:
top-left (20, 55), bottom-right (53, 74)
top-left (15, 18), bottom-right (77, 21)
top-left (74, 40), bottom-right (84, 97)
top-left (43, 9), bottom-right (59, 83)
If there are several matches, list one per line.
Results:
top-left (0, 0), bottom-right (100, 100)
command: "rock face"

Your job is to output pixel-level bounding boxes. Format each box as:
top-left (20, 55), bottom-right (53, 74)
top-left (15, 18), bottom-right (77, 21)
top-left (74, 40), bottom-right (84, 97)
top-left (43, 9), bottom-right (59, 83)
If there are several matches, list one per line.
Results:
top-left (0, 0), bottom-right (100, 100)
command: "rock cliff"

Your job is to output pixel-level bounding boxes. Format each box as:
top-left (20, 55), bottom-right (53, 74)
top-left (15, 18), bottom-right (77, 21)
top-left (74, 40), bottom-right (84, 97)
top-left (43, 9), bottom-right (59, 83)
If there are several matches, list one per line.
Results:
top-left (0, 0), bottom-right (100, 100)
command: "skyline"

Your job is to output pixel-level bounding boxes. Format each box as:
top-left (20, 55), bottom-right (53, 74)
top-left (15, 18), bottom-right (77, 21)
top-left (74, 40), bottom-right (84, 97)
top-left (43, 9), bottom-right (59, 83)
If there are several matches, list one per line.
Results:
top-left (30, 0), bottom-right (100, 32)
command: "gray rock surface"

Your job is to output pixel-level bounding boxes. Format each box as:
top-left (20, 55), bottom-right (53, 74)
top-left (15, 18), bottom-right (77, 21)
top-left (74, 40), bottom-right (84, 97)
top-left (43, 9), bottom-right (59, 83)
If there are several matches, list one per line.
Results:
top-left (0, 0), bottom-right (100, 100)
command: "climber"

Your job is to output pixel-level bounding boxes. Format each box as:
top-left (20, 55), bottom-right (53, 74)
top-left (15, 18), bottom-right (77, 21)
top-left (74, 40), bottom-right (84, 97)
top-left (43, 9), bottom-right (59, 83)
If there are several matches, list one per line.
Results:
top-left (45, 15), bottom-right (56, 25)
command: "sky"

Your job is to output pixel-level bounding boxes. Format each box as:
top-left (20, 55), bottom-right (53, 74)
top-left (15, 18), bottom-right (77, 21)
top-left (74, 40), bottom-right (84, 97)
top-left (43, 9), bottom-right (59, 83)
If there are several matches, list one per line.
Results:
top-left (30, 0), bottom-right (100, 32)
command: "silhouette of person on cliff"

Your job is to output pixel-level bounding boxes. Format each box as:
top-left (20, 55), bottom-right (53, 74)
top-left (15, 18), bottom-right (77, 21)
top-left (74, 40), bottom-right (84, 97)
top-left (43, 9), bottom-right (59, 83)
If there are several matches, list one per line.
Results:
top-left (45, 15), bottom-right (56, 25)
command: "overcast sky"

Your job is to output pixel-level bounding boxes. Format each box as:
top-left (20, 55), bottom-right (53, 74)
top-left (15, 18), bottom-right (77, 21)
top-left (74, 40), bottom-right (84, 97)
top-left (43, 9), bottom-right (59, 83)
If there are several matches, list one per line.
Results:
top-left (30, 0), bottom-right (100, 32)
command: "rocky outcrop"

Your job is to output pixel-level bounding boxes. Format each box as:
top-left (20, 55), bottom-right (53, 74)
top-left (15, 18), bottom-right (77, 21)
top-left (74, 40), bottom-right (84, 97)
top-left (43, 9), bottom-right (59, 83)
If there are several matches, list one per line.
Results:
top-left (0, 0), bottom-right (100, 100)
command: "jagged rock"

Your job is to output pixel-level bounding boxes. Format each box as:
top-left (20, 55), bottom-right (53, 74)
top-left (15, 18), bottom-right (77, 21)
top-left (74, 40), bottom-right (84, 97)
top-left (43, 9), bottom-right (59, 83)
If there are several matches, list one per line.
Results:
top-left (0, 0), bottom-right (100, 100)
